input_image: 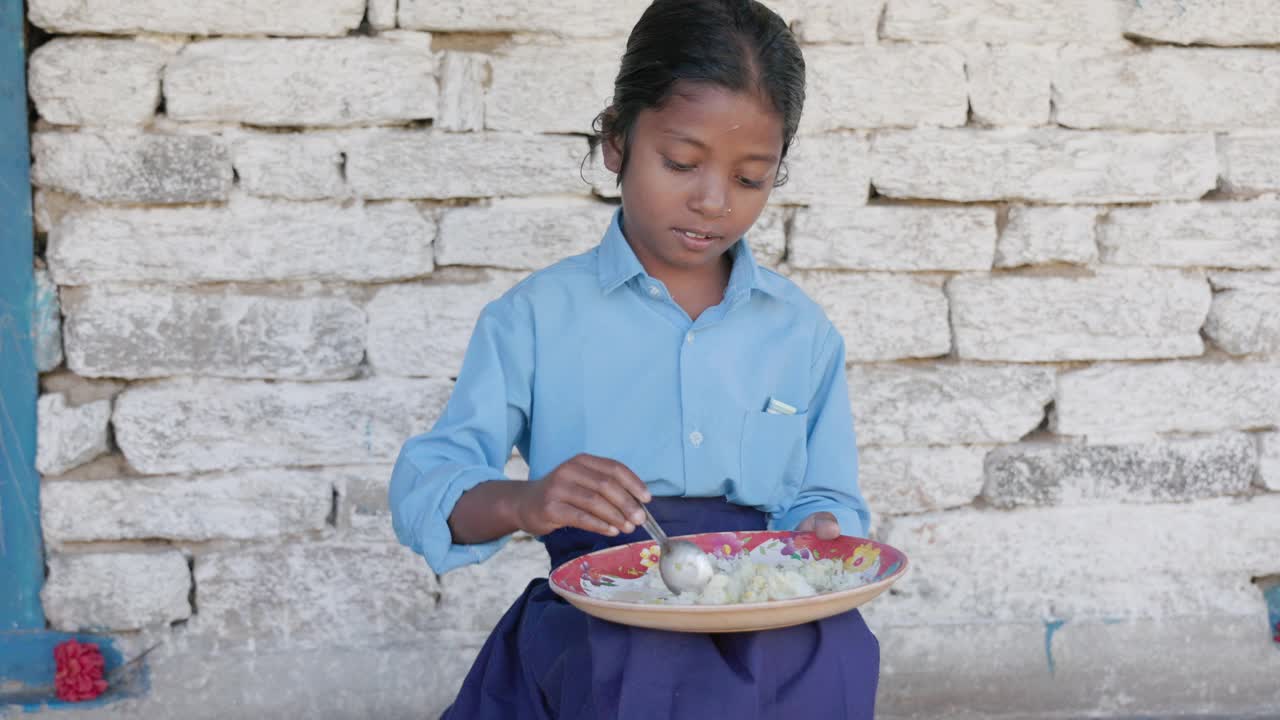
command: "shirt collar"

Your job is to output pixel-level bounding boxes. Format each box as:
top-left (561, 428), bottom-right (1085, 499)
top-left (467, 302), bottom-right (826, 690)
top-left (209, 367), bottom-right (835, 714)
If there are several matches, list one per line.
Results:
top-left (596, 209), bottom-right (646, 294)
top-left (596, 208), bottom-right (778, 301)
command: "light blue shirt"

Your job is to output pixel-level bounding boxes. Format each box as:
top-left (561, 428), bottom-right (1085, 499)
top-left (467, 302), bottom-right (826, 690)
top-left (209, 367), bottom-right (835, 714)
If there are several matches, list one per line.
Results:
top-left (390, 210), bottom-right (868, 574)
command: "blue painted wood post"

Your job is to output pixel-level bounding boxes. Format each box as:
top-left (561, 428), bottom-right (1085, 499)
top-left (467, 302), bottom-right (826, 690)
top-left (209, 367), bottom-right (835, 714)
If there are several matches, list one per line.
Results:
top-left (0, 0), bottom-right (44, 630)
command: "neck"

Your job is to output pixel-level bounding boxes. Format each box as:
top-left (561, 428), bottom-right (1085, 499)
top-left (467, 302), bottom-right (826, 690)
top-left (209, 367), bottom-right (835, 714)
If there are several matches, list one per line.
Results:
top-left (624, 232), bottom-right (735, 321)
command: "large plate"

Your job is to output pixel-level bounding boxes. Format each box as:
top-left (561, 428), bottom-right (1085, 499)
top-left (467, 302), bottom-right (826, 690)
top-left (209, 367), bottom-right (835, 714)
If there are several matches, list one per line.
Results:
top-left (549, 531), bottom-right (908, 633)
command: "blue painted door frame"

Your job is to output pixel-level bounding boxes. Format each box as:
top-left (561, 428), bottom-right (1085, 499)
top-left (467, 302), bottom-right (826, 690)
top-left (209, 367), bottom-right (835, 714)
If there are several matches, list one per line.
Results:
top-left (0, 0), bottom-right (43, 631)
top-left (0, 5), bottom-right (133, 708)
top-left (0, 6), bottom-right (137, 708)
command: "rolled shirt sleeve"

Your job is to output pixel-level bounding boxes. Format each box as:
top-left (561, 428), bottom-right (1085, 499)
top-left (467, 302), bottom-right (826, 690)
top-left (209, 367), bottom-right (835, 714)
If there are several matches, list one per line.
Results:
top-left (389, 295), bottom-right (533, 574)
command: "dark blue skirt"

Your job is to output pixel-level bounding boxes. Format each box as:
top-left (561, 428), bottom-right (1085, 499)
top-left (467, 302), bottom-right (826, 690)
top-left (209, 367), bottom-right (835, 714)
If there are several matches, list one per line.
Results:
top-left (441, 497), bottom-right (880, 719)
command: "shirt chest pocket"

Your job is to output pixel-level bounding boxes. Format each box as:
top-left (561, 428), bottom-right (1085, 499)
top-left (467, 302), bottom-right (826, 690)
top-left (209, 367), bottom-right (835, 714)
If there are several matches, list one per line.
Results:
top-left (739, 410), bottom-right (809, 504)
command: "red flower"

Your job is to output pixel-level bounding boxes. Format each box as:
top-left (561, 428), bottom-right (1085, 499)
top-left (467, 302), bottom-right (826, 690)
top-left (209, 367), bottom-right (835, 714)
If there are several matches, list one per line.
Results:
top-left (54, 639), bottom-right (108, 702)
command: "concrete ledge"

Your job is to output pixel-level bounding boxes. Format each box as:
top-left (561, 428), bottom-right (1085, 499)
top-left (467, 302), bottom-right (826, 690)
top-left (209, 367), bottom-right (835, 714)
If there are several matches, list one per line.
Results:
top-left (872, 614), bottom-right (1280, 719)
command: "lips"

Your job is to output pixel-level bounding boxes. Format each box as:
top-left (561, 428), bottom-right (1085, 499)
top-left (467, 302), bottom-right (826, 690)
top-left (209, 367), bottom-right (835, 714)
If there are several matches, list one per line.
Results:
top-left (674, 228), bottom-right (723, 241)
top-left (672, 227), bottom-right (723, 253)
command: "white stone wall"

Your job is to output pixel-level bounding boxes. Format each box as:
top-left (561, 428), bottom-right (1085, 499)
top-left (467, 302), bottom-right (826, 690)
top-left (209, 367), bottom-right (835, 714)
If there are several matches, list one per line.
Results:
top-left (23, 1), bottom-right (1280, 718)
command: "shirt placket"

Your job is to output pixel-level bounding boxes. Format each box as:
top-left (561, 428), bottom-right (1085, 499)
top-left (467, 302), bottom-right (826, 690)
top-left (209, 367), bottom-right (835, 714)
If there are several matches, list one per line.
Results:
top-left (675, 293), bottom-right (744, 496)
top-left (636, 275), bottom-right (748, 496)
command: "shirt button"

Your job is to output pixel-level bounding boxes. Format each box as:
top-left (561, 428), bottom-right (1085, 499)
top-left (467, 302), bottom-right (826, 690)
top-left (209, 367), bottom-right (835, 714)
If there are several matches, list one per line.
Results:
top-left (686, 331), bottom-right (695, 344)
top-left (647, 285), bottom-right (661, 298)
top-left (689, 431), bottom-right (704, 448)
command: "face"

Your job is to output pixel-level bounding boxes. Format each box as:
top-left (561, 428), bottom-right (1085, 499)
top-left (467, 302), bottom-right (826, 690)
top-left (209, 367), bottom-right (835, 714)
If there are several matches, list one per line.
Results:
top-left (602, 82), bottom-right (785, 278)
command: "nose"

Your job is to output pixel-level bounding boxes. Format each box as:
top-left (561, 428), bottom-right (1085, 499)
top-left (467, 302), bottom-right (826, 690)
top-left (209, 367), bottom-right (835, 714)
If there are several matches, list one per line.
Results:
top-left (688, 173), bottom-right (730, 219)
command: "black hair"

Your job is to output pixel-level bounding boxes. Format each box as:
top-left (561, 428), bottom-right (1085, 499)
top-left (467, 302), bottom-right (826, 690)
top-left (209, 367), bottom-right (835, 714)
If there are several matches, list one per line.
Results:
top-left (589, 0), bottom-right (805, 187)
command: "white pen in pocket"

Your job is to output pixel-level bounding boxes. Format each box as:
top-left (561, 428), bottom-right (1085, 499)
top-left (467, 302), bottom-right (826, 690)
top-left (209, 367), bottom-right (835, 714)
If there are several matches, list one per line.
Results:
top-left (764, 397), bottom-right (797, 416)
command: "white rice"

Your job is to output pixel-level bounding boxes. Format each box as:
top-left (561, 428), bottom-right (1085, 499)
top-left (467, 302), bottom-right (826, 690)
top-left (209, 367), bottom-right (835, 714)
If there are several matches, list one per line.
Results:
top-left (638, 556), bottom-right (867, 605)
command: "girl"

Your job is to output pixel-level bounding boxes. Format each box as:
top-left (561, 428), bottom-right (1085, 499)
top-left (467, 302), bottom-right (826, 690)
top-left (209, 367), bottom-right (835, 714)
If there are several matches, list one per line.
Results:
top-left (390, 1), bottom-right (877, 716)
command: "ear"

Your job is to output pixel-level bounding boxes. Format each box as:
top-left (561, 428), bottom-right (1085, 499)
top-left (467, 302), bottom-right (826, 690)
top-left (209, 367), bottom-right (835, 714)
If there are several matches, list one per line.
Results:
top-left (598, 107), bottom-right (624, 174)
top-left (601, 131), bottom-right (624, 174)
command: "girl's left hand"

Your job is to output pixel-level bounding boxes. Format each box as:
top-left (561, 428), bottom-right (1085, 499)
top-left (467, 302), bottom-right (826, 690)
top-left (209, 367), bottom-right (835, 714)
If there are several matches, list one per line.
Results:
top-left (796, 511), bottom-right (840, 540)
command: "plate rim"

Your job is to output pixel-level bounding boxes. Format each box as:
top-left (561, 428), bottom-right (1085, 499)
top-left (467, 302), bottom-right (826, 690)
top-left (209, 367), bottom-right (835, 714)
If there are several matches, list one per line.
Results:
top-left (547, 531), bottom-right (910, 614)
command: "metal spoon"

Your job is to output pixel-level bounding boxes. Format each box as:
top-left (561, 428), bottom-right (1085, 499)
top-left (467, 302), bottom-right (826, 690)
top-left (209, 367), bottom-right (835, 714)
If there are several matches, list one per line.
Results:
top-left (637, 504), bottom-right (715, 595)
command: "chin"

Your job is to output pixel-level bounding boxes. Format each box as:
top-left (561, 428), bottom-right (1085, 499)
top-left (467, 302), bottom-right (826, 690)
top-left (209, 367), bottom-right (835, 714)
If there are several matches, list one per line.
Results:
top-left (670, 246), bottom-right (729, 267)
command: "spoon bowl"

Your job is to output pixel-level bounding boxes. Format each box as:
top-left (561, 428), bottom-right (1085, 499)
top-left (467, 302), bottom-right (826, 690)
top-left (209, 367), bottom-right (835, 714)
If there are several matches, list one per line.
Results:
top-left (658, 539), bottom-right (716, 594)
top-left (638, 504), bottom-right (715, 595)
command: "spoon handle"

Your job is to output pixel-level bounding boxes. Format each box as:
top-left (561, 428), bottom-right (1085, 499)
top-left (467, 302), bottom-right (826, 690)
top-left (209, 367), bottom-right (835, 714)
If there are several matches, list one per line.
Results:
top-left (638, 503), bottom-right (669, 548)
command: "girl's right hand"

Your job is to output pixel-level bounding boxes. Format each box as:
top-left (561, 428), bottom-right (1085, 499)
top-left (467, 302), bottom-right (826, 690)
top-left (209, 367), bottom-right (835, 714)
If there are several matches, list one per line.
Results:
top-left (514, 454), bottom-right (652, 537)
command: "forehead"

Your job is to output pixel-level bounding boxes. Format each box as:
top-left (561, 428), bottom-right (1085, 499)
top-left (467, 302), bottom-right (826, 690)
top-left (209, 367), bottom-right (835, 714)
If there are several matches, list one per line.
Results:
top-left (636, 82), bottom-right (784, 156)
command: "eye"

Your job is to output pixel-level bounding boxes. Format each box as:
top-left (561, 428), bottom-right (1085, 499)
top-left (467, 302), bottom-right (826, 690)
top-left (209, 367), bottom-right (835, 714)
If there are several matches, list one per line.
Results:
top-left (663, 157), bottom-right (695, 172)
top-left (737, 176), bottom-right (766, 190)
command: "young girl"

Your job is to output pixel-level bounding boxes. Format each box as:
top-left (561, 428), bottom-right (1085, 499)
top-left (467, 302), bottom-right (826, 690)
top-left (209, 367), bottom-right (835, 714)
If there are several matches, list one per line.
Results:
top-left (390, 1), bottom-right (877, 716)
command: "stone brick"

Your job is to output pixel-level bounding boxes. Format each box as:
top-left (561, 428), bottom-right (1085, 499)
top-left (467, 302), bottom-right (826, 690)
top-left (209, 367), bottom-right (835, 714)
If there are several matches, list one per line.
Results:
top-left (437, 198), bottom-right (615, 270)
top-left (33, 267), bottom-right (63, 372)
top-left (345, 130), bottom-right (587, 199)
top-left (332, 465), bottom-right (399, 543)
top-left (32, 189), bottom-right (83, 235)
top-left (36, 393), bottom-right (111, 477)
top-left (750, 206), bottom-right (787, 268)
top-left (848, 364), bottom-right (1054, 446)
top-left (230, 133), bottom-right (346, 201)
top-left (61, 286), bottom-right (366, 381)
top-left (995, 206), bottom-right (1098, 268)
top-left (1054, 361), bottom-right (1280, 440)
top-left (435, 538), bottom-right (550, 632)
top-left (1055, 49), bottom-right (1280, 131)
top-left (486, 41), bottom-right (621, 134)
top-left (771, 134), bottom-right (870, 206)
top-left (43, 551), bottom-right (191, 631)
top-left (1260, 432), bottom-right (1280, 491)
top-left (165, 35), bottom-right (437, 127)
top-left (28, 38), bottom-right (173, 126)
top-left (31, 131), bottom-right (232, 204)
top-left (113, 377), bottom-right (454, 474)
top-left (770, 0), bottom-right (884, 43)
top-left (42, 469), bottom-right (333, 545)
top-left (948, 270), bottom-right (1210, 362)
top-left (192, 543), bottom-right (439, 648)
top-left (858, 445), bottom-right (988, 515)
top-left (964, 44), bottom-right (1053, 127)
top-left (367, 0), bottom-right (397, 29)
top-left (437, 52), bottom-right (486, 133)
top-left (1209, 270), bottom-right (1280, 292)
top-left (1126, 0), bottom-right (1280, 47)
top-left (1099, 202), bottom-right (1280, 270)
top-left (882, 0), bottom-right (1130, 43)
top-left (47, 196), bottom-right (434, 285)
top-left (398, 0), bottom-right (646, 37)
top-left (40, 371), bottom-right (125, 408)
top-left (28, 0), bottom-right (366, 35)
top-left (791, 206), bottom-right (996, 271)
top-left (367, 271), bottom-right (525, 378)
top-left (1206, 278), bottom-right (1280, 356)
top-left (43, 455), bottom-right (138, 485)
top-left (878, 495), bottom-right (1280, 624)
top-left (1219, 132), bottom-right (1280, 195)
top-left (871, 129), bottom-right (1218, 204)
top-left (792, 273), bottom-right (950, 362)
top-left (984, 433), bottom-right (1257, 508)
top-left (803, 46), bottom-right (968, 132)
